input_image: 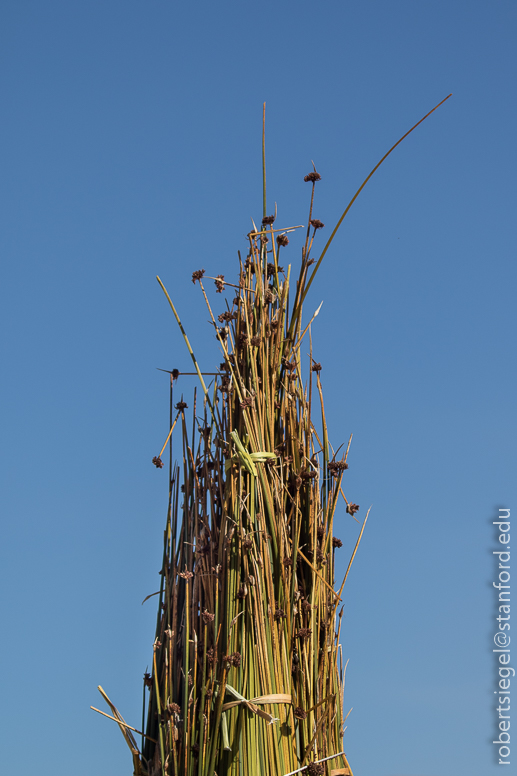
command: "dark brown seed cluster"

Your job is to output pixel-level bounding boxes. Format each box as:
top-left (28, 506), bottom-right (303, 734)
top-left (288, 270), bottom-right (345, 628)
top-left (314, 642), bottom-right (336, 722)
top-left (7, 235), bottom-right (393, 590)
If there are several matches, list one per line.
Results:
top-left (304, 171), bottom-right (321, 183)
top-left (283, 556), bottom-right (293, 568)
top-left (276, 233), bottom-right (289, 247)
top-left (143, 672), bottom-right (153, 688)
top-left (294, 706), bottom-right (307, 720)
top-left (311, 362), bottom-right (322, 372)
top-left (316, 549), bottom-right (327, 564)
top-left (218, 374), bottom-right (231, 394)
top-left (201, 610), bottom-right (215, 624)
top-left (215, 275), bottom-right (225, 293)
top-left (297, 628), bottom-right (311, 640)
top-left (207, 648), bottom-right (217, 665)
top-left (347, 502), bottom-right (360, 515)
top-left (310, 219), bottom-right (325, 229)
top-left (152, 456), bottom-right (164, 469)
top-left (327, 460), bottom-right (348, 477)
top-left (262, 214), bottom-right (276, 225)
top-left (171, 368), bottom-right (180, 380)
top-left (223, 652), bottom-right (242, 667)
top-left (274, 608), bottom-right (286, 621)
top-left (306, 762), bottom-right (325, 776)
top-left (332, 537), bottom-right (343, 549)
top-left (218, 311), bottom-right (236, 323)
top-left (191, 269), bottom-right (205, 284)
top-left (175, 401), bottom-right (188, 411)
top-left (293, 475), bottom-right (303, 491)
top-left (167, 702), bottom-right (181, 714)
top-left (244, 257), bottom-right (256, 274)
top-left (240, 397), bottom-right (253, 409)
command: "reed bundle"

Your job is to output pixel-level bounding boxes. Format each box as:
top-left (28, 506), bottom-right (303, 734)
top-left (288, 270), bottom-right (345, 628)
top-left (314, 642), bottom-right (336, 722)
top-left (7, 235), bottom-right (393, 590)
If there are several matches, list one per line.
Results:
top-left (93, 97), bottom-right (451, 776)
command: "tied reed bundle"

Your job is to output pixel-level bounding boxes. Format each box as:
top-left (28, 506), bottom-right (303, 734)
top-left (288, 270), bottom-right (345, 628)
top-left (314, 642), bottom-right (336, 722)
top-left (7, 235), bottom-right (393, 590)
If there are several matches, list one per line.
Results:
top-left (92, 97), bottom-right (451, 776)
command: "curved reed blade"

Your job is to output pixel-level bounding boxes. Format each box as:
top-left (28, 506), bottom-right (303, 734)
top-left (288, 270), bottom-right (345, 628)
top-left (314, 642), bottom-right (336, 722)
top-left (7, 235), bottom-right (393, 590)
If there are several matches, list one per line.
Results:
top-left (295, 94), bottom-right (452, 320)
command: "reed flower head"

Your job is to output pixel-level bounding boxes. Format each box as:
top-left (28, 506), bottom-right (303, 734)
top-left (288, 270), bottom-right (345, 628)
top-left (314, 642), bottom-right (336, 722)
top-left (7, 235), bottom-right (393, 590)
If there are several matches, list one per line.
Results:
top-left (191, 269), bottom-right (205, 284)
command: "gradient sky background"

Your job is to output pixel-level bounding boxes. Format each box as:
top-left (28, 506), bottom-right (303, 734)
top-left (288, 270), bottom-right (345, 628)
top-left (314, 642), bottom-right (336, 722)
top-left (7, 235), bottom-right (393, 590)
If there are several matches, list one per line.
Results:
top-left (1, 2), bottom-right (516, 775)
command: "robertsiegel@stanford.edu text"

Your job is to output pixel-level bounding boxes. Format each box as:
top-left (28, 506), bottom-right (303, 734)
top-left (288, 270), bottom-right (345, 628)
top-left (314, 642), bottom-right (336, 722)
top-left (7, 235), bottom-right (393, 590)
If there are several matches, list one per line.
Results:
top-left (493, 508), bottom-right (512, 765)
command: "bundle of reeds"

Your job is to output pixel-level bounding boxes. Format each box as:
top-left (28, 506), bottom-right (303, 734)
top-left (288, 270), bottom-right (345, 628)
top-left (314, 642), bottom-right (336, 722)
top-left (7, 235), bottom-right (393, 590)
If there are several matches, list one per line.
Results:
top-left (93, 97), bottom-right (451, 776)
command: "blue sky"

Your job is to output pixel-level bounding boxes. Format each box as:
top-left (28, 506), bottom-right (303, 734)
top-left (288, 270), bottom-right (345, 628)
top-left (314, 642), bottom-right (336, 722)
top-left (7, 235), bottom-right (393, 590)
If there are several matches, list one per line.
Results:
top-left (0, 2), bottom-right (515, 775)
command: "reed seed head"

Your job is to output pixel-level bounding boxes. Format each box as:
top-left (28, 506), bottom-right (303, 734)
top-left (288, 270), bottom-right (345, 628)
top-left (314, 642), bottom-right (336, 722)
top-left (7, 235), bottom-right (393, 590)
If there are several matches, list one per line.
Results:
top-left (306, 762), bottom-right (325, 776)
top-left (178, 570), bottom-right (193, 580)
top-left (304, 171), bottom-right (321, 183)
top-left (328, 460), bottom-right (348, 477)
top-left (191, 269), bottom-right (205, 284)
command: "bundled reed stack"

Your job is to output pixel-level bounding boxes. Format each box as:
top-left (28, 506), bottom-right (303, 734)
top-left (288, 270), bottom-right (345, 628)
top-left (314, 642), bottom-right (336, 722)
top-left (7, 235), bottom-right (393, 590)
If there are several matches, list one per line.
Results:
top-left (94, 96), bottom-right (451, 776)
top-left (137, 168), bottom-right (361, 776)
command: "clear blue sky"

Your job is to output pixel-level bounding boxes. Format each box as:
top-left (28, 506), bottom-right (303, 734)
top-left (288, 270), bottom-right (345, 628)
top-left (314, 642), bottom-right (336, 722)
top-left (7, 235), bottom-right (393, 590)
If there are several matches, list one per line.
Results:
top-left (1, 2), bottom-right (515, 775)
